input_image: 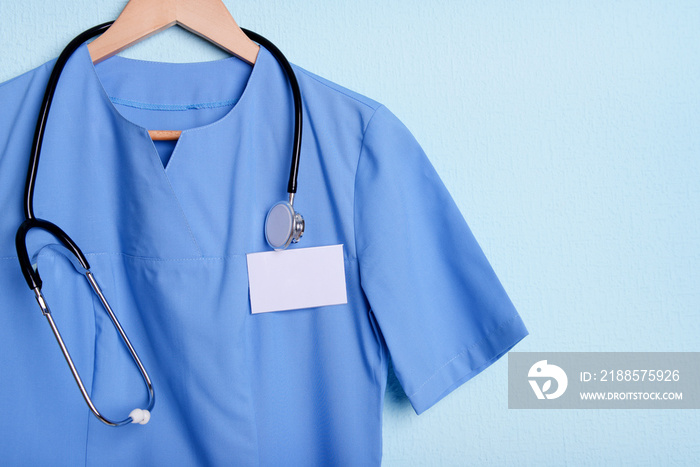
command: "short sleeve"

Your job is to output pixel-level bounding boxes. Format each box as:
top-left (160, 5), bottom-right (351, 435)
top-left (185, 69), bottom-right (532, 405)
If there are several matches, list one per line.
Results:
top-left (354, 105), bottom-right (528, 415)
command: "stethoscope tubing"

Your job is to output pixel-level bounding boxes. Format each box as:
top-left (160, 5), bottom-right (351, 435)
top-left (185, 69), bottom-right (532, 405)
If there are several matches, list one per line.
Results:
top-left (241, 27), bottom-right (303, 195)
top-left (15, 21), bottom-right (304, 428)
top-left (24, 22), bottom-right (113, 222)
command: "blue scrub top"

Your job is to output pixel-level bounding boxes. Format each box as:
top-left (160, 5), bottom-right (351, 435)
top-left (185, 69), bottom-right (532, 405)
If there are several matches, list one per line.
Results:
top-left (0, 42), bottom-right (528, 465)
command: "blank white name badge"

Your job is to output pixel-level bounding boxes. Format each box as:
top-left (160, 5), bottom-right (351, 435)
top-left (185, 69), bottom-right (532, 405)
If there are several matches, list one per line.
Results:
top-left (246, 244), bottom-right (348, 314)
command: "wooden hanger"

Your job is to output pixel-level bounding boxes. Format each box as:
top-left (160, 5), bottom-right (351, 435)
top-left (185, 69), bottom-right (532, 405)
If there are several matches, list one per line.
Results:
top-left (87, 0), bottom-right (260, 141)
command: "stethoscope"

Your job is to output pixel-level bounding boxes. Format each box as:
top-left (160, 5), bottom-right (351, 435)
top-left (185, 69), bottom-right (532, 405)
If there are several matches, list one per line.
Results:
top-left (14, 22), bottom-right (305, 427)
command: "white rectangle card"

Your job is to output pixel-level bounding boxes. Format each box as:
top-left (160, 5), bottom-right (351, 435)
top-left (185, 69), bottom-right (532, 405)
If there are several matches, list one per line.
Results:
top-left (246, 244), bottom-right (348, 314)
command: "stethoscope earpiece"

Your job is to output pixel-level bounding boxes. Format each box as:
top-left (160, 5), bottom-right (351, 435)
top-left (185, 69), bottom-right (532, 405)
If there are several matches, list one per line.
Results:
top-left (265, 200), bottom-right (304, 250)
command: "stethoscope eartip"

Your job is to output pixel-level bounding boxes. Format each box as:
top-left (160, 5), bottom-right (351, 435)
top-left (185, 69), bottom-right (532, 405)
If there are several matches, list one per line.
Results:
top-left (129, 408), bottom-right (151, 425)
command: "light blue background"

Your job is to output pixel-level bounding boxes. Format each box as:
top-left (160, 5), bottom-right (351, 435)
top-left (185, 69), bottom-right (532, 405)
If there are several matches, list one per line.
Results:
top-left (1, 1), bottom-right (698, 465)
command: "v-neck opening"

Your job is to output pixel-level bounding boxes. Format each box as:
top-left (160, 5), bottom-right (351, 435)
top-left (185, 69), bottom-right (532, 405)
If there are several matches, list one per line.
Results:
top-left (153, 139), bottom-right (178, 169)
top-left (59, 42), bottom-right (276, 259)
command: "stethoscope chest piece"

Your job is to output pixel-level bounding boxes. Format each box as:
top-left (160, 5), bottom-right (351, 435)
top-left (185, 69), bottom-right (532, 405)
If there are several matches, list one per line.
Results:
top-left (265, 201), bottom-right (304, 250)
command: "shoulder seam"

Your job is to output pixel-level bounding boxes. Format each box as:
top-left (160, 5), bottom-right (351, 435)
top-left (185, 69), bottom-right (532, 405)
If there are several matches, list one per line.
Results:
top-left (0, 71), bottom-right (29, 92)
top-left (0, 63), bottom-right (51, 168)
top-left (294, 66), bottom-right (380, 111)
top-left (353, 104), bottom-right (385, 261)
top-left (0, 58), bottom-right (54, 92)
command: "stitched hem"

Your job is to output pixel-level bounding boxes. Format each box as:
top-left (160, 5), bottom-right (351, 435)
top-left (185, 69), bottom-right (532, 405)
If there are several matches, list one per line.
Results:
top-left (407, 312), bottom-right (529, 415)
top-left (109, 95), bottom-right (240, 111)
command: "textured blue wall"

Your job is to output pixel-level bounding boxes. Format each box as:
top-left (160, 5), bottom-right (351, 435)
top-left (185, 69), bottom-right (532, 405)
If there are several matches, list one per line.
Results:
top-left (1, 1), bottom-right (698, 465)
